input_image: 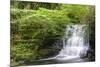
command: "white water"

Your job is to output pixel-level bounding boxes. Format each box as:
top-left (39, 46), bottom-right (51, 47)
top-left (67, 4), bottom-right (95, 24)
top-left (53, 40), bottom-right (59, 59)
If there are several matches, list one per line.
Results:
top-left (56, 25), bottom-right (89, 60)
top-left (38, 25), bottom-right (89, 61)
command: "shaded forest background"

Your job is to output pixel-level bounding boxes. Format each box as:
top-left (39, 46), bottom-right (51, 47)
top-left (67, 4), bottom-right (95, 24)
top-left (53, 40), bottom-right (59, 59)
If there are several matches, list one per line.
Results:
top-left (10, 1), bottom-right (95, 66)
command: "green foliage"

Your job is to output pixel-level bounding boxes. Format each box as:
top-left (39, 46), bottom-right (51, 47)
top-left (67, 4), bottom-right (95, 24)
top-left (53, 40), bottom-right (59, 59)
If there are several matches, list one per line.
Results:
top-left (11, 1), bottom-right (61, 10)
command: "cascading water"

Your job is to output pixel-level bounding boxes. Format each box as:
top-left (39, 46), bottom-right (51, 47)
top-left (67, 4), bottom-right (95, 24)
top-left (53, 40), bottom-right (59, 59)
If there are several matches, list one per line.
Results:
top-left (38, 25), bottom-right (89, 62)
top-left (56, 25), bottom-right (89, 61)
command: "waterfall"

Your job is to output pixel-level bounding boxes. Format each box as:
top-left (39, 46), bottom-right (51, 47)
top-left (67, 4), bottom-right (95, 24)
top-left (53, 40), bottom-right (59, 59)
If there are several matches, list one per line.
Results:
top-left (38, 24), bottom-right (89, 61)
top-left (56, 25), bottom-right (89, 60)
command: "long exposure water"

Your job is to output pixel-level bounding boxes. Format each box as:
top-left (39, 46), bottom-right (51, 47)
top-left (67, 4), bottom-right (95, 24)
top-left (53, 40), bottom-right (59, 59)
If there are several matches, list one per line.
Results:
top-left (56, 25), bottom-right (89, 61)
